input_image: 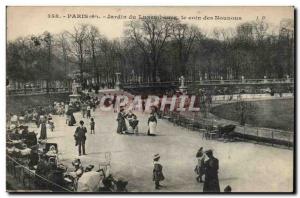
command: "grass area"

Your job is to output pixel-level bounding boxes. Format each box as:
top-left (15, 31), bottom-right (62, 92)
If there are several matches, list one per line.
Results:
top-left (211, 99), bottom-right (294, 131)
top-left (6, 93), bottom-right (70, 114)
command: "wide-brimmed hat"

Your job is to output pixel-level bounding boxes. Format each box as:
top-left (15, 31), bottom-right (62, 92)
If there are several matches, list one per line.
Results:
top-left (153, 154), bottom-right (160, 160)
top-left (72, 158), bottom-right (81, 166)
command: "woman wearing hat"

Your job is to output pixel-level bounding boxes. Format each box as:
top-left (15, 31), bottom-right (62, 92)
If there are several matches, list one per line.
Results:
top-left (194, 147), bottom-right (205, 183)
top-left (153, 154), bottom-right (164, 190)
top-left (70, 158), bottom-right (84, 178)
top-left (116, 108), bottom-right (127, 134)
top-left (203, 150), bottom-right (220, 192)
top-left (39, 118), bottom-right (47, 140)
top-left (67, 104), bottom-right (77, 126)
top-left (148, 112), bottom-right (157, 136)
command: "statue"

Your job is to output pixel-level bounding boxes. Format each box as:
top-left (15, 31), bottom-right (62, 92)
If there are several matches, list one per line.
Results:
top-left (72, 80), bottom-right (78, 95)
top-left (179, 76), bottom-right (187, 94)
top-left (70, 79), bottom-right (81, 102)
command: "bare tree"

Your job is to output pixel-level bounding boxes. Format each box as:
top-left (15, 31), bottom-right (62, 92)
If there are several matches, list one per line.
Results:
top-left (172, 22), bottom-right (203, 77)
top-left (87, 25), bottom-right (101, 85)
top-left (67, 24), bottom-right (89, 86)
top-left (126, 18), bottom-right (174, 82)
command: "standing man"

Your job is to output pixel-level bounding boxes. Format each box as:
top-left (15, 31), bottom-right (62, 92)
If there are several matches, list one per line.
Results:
top-left (203, 150), bottom-right (220, 192)
top-left (74, 120), bottom-right (87, 156)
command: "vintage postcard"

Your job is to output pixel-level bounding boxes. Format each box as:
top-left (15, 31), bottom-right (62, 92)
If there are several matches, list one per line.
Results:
top-left (6, 6), bottom-right (295, 193)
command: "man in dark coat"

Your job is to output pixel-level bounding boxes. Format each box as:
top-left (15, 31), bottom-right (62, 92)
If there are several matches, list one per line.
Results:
top-left (74, 120), bottom-right (87, 156)
top-left (203, 150), bottom-right (220, 192)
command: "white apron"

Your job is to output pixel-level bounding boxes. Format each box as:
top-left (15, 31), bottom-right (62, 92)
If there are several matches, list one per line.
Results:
top-left (149, 121), bottom-right (157, 135)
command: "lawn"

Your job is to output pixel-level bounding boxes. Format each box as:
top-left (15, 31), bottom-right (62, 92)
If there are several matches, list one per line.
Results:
top-left (211, 99), bottom-right (294, 131)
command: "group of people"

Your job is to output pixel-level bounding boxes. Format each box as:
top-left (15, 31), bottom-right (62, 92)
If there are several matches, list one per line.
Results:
top-left (116, 108), bottom-right (158, 136)
top-left (8, 105), bottom-right (60, 142)
top-left (65, 158), bottom-right (128, 192)
top-left (7, 90), bottom-right (230, 193)
top-left (194, 148), bottom-right (220, 192)
top-left (152, 149), bottom-right (226, 192)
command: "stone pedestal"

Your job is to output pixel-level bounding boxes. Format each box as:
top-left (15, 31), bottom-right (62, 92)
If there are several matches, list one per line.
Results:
top-left (69, 94), bottom-right (81, 103)
top-left (69, 80), bottom-right (82, 102)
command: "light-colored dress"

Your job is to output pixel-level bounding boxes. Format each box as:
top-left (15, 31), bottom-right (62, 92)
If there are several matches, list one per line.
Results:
top-left (148, 114), bottom-right (157, 135)
top-left (149, 122), bottom-right (157, 135)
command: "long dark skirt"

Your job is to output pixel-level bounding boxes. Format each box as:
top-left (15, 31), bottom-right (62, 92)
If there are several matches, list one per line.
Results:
top-left (117, 120), bottom-right (127, 133)
top-left (39, 123), bottom-right (47, 139)
top-left (69, 114), bottom-right (76, 126)
top-left (203, 175), bottom-right (220, 192)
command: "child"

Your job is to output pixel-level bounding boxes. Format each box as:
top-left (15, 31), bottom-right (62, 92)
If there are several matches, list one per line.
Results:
top-left (194, 147), bottom-right (205, 183)
top-left (87, 105), bottom-right (91, 119)
top-left (153, 154), bottom-right (164, 190)
top-left (90, 118), bottom-right (95, 134)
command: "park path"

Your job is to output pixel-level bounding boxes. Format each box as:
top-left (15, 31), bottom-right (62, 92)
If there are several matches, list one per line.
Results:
top-left (31, 94), bottom-right (294, 192)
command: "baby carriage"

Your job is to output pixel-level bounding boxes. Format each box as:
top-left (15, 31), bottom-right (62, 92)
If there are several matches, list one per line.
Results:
top-left (218, 124), bottom-right (236, 141)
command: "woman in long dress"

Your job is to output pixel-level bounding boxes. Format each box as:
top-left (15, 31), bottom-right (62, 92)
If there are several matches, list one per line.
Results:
top-left (67, 104), bottom-right (76, 126)
top-left (39, 119), bottom-right (47, 140)
top-left (117, 108), bottom-right (127, 134)
top-left (194, 147), bottom-right (205, 183)
top-left (148, 113), bottom-right (157, 136)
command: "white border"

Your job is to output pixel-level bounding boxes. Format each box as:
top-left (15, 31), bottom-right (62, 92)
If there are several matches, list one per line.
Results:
top-left (0, 1), bottom-right (298, 198)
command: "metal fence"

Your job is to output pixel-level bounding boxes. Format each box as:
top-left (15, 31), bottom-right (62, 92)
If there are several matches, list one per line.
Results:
top-left (7, 87), bottom-right (71, 96)
top-left (161, 111), bottom-right (294, 149)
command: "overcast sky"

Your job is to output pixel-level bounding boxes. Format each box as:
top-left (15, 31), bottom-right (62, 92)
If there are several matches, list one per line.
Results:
top-left (7, 6), bottom-right (294, 41)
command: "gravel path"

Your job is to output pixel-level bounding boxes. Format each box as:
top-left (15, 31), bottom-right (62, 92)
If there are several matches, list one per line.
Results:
top-left (33, 98), bottom-right (293, 192)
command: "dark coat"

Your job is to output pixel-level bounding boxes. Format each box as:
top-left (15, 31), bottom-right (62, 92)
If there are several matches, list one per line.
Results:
top-left (117, 112), bottom-right (127, 133)
top-left (203, 157), bottom-right (220, 192)
top-left (153, 162), bottom-right (164, 182)
top-left (74, 126), bottom-right (87, 142)
top-left (148, 115), bottom-right (157, 125)
top-left (90, 121), bottom-right (95, 130)
top-left (39, 122), bottom-right (47, 140)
